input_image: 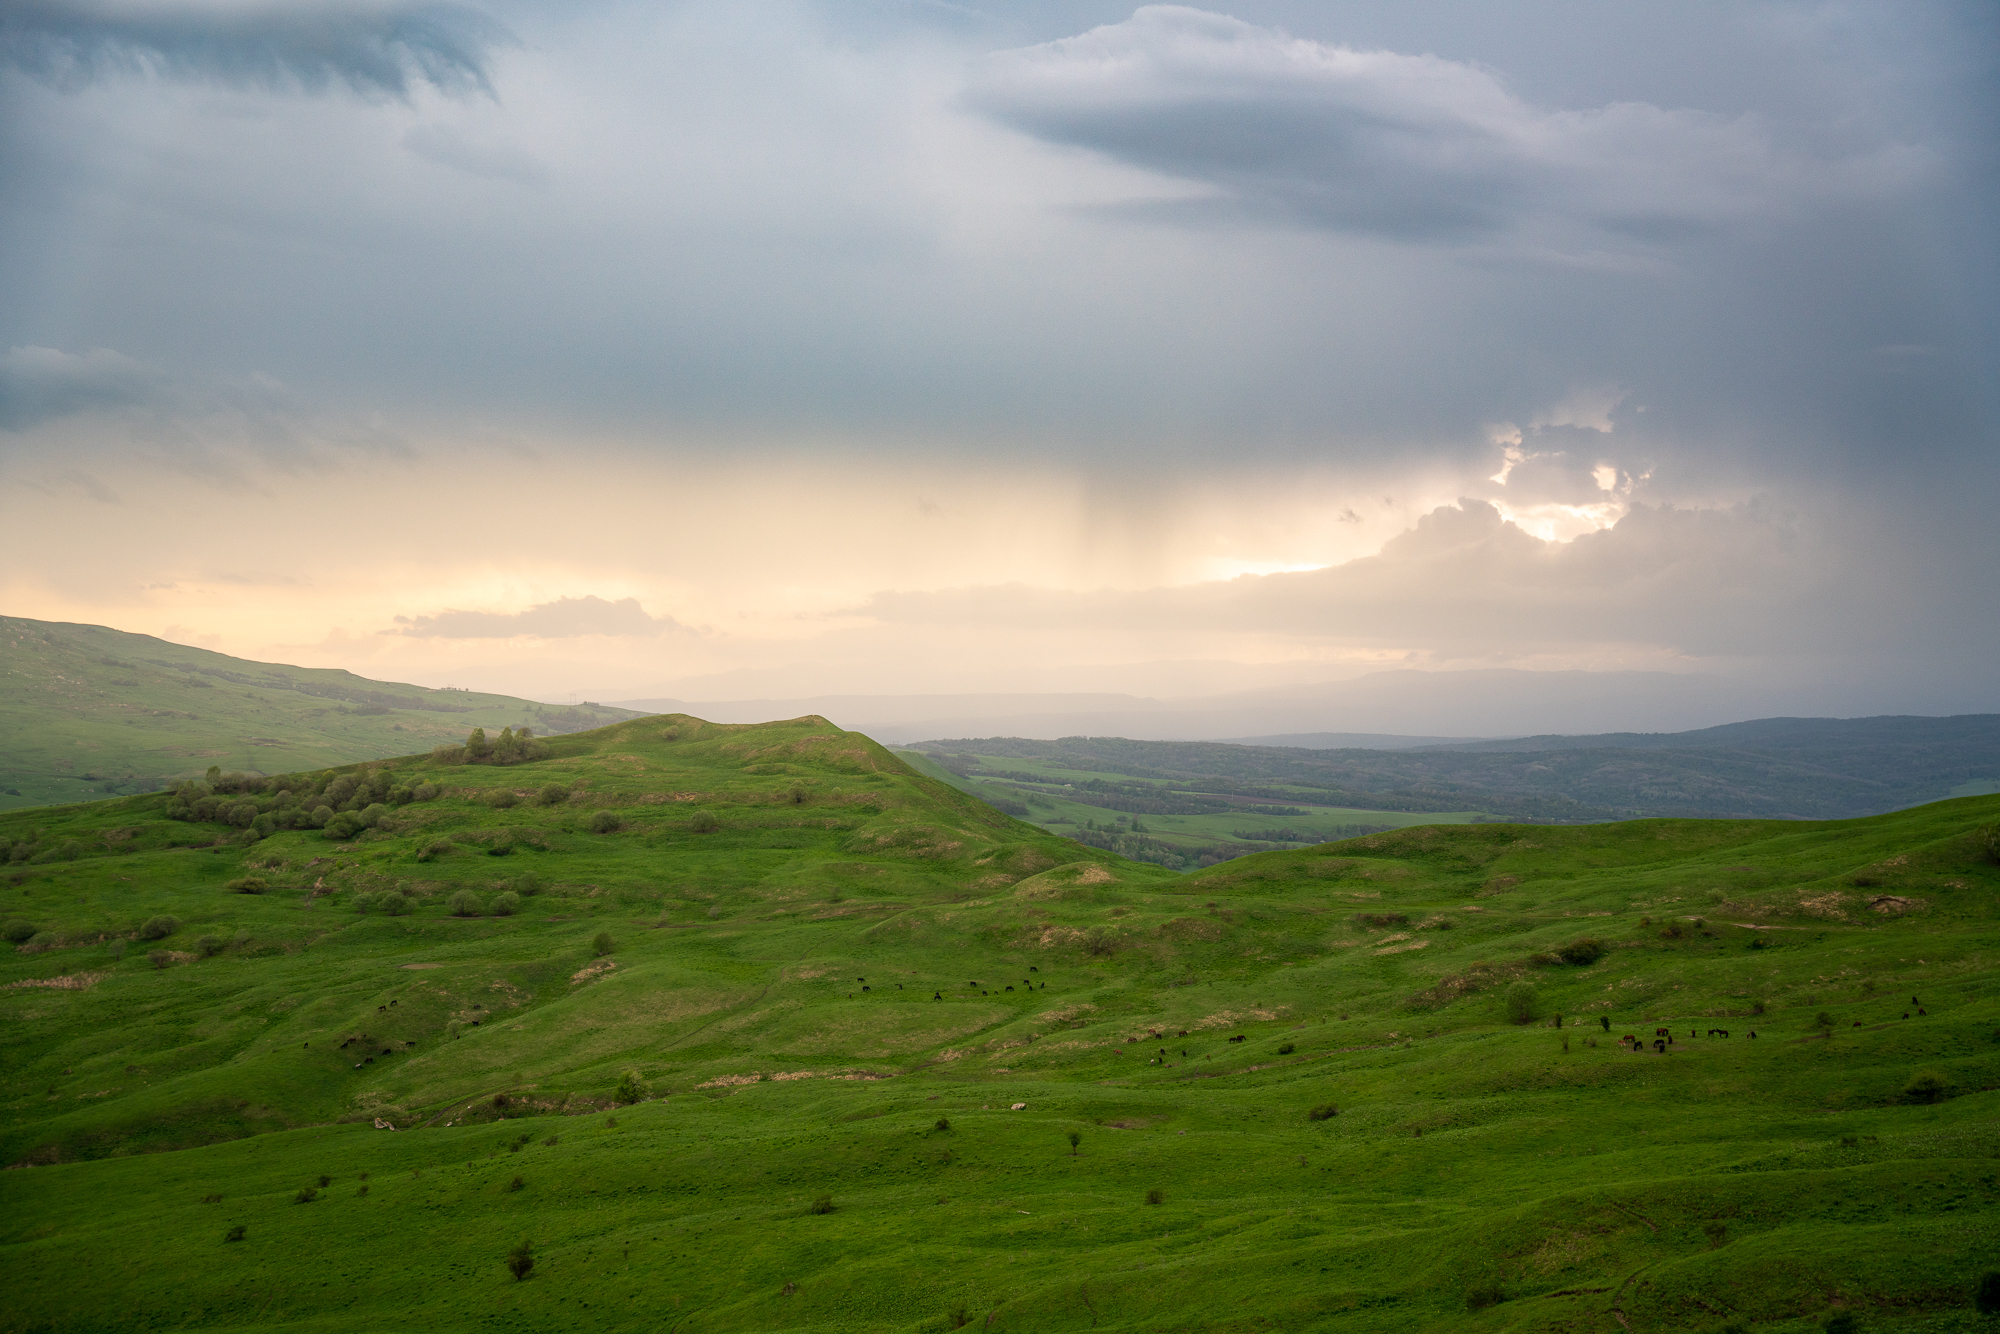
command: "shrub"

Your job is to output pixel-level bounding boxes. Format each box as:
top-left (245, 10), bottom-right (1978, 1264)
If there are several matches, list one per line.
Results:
top-left (388, 785), bottom-right (414, 805)
top-left (2, 920), bottom-right (34, 944)
top-left (538, 784), bottom-right (568, 807)
top-left (224, 1225), bottom-right (246, 1242)
top-left (225, 876), bottom-right (267, 894)
top-left (594, 931), bottom-right (615, 956)
top-left (1464, 1278), bottom-right (1505, 1310)
top-left (417, 839), bottom-right (453, 862)
top-left (935, 1117), bottom-right (951, 1132)
top-left (317, 1174), bottom-right (331, 1187)
top-left (485, 789), bottom-right (518, 810)
top-left (1277, 1042), bottom-right (1295, 1055)
top-left (294, 1187), bottom-right (318, 1204)
top-left (448, 890), bottom-right (481, 917)
top-left (413, 782), bottom-right (439, 801)
top-left (506, 1239), bottom-right (534, 1281)
top-left (1976, 1271), bottom-right (2000, 1314)
top-left (308, 805), bottom-right (335, 828)
top-left (1822, 1312), bottom-right (1856, 1334)
top-left (1558, 938), bottom-right (1607, 965)
top-left (196, 934), bottom-right (223, 957)
top-left (357, 802), bottom-right (389, 828)
top-left (1814, 1011), bottom-right (1836, 1033)
top-left (1981, 822), bottom-right (2000, 865)
top-left (1504, 981), bottom-right (1536, 1025)
top-left (1599, 1015), bottom-right (1612, 1032)
top-left (1702, 1219), bottom-right (1728, 1248)
top-left (688, 809), bottom-right (720, 834)
top-left (108, 940), bottom-right (126, 960)
top-left (588, 811), bottom-right (621, 834)
top-left (487, 837), bottom-right (514, 857)
top-left (139, 915), bottom-right (180, 941)
top-left (613, 1070), bottom-right (646, 1105)
top-left (380, 892), bottom-right (411, 916)
top-left (507, 1175), bottom-right (524, 1192)
top-left (1145, 1188), bottom-right (1164, 1205)
top-left (810, 1194), bottom-right (835, 1215)
top-left (1308, 1104), bottom-right (1339, 1121)
top-left (509, 873), bottom-right (541, 896)
top-left (1084, 927), bottom-right (1116, 957)
top-left (323, 812), bottom-right (363, 840)
top-left (1904, 1071), bottom-right (1948, 1104)
top-left (491, 891), bottom-right (521, 917)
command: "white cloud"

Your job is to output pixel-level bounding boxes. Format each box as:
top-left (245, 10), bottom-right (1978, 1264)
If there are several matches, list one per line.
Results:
top-left (392, 595), bottom-right (682, 639)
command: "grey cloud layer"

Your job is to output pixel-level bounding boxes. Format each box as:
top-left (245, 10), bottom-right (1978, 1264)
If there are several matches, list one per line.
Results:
top-left (968, 5), bottom-right (1927, 245)
top-left (0, 0), bottom-right (511, 98)
top-left (392, 595), bottom-right (680, 639)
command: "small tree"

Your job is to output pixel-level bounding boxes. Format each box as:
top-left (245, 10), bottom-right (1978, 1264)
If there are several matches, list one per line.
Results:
top-left (449, 890), bottom-right (481, 917)
top-left (139, 915), bottom-right (180, 941)
top-left (935, 1117), bottom-right (951, 1132)
top-left (589, 811), bottom-right (621, 834)
top-left (466, 727), bottom-right (491, 760)
top-left (1599, 1015), bottom-right (1611, 1032)
top-left (688, 810), bottom-right (720, 834)
top-left (594, 931), bottom-right (615, 957)
top-left (491, 891), bottom-right (521, 917)
top-left (1068, 1131), bottom-right (1081, 1156)
top-left (196, 934), bottom-right (223, 957)
top-left (810, 1194), bottom-right (835, 1215)
top-left (1814, 1011), bottom-right (1836, 1034)
top-left (506, 1239), bottom-right (534, 1281)
top-left (1504, 982), bottom-right (1536, 1025)
top-left (225, 1224), bottom-right (246, 1242)
top-left (538, 783), bottom-right (568, 807)
top-left (507, 1175), bottom-right (525, 1192)
top-left (149, 949), bottom-right (172, 969)
top-left (613, 1070), bottom-right (646, 1105)
top-left (1558, 939), bottom-right (1607, 965)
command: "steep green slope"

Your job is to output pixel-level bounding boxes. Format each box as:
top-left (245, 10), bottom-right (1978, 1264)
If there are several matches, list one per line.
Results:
top-left (0, 615), bottom-right (640, 809)
top-left (2, 715), bottom-right (1998, 1333)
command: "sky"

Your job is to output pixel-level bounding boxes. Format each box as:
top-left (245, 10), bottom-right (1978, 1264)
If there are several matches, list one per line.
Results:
top-left (1, 0), bottom-right (1995, 719)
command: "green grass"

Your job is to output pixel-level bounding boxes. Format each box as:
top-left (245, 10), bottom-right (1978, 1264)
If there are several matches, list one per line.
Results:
top-left (3, 712), bottom-right (1998, 1332)
top-left (0, 615), bottom-right (640, 810)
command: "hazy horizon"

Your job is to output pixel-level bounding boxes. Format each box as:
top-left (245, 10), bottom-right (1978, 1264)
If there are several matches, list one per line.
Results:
top-left (3, 2), bottom-right (1994, 717)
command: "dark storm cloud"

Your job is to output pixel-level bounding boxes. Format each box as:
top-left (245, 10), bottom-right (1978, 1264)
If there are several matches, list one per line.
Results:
top-left (967, 5), bottom-right (1928, 245)
top-left (393, 596), bottom-right (681, 639)
top-left (0, 0), bottom-right (512, 98)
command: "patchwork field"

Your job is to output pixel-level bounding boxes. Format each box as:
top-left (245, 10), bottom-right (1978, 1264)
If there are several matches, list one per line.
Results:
top-left (2, 714), bottom-right (1997, 1332)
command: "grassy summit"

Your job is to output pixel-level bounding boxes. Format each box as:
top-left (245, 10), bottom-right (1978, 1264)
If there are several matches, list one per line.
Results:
top-left (2, 713), bottom-right (1997, 1332)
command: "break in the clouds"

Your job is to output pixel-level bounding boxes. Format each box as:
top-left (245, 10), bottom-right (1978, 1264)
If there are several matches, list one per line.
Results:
top-left (0, 0), bottom-right (511, 99)
top-left (968, 5), bottom-right (1925, 246)
top-left (0, 1), bottom-right (1994, 722)
top-left (393, 596), bottom-right (680, 640)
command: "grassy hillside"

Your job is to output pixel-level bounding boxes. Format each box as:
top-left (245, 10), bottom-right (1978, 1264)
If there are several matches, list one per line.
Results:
top-left (0, 615), bottom-right (640, 810)
top-left (3, 713), bottom-right (1998, 1333)
top-left (902, 719), bottom-right (2000, 828)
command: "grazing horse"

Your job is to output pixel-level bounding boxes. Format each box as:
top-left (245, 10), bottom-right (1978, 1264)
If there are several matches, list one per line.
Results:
top-left (1653, 1039), bottom-right (1667, 1053)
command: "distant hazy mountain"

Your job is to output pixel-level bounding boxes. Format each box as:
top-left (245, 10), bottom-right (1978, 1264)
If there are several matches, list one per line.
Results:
top-left (617, 667), bottom-right (1789, 743)
top-left (0, 617), bottom-right (641, 809)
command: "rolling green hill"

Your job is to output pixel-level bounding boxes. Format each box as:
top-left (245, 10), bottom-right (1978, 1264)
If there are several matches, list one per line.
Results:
top-left (2, 712), bottom-right (1998, 1333)
top-left (0, 615), bottom-right (640, 810)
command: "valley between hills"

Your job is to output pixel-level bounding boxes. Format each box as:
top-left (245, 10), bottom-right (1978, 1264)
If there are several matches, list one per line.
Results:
top-left (2, 712), bottom-right (1997, 1332)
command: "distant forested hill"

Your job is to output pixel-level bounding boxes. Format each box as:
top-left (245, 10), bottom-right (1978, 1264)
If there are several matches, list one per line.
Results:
top-left (0, 617), bottom-right (640, 810)
top-left (906, 715), bottom-right (2000, 823)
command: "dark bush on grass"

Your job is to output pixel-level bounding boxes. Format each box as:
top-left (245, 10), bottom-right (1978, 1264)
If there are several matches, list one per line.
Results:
top-left (1308, 1104), bottom-right (1339, 1121)
top-left (1558, 938), bottom-right (1607, 965)
top-left (506, 1240), bottom-right (534, 1281)
top-left (1976, 1270), bottom-right (2000, 1314)
top-left (588, 811), bottom-right (621, 834)
top-left (1903, 1071), bottom-right (1948, 1104)
top-left (323, 812), bottom-right (363, 840)
top-left (485, 789), bottom-right (518, 810)
top-left (1822, 1312), bottom-right (1856, 1334)
top-left (225, 877), bottom-right (267, 895)
top-left (196, 935), bottom-right (223, 958)
top-left (507, 1175), bottom-right (524, 1192)
top-left (1504, 981), bottom-right (1536, 1025)
top-left (413, 782), bottom-right (439, 801)
top-left (139, 915), bottom-right (180, 941)
top-left (1463, 1278), bottom-right (1505, 1310)
top-left (379, 892), bottom-right (410, 916)
top-left (3, 920), bottom-right (35, 944)
top-left (1277, 1042), bottom-right (1295, 1055)
top-left (508, 873), bottom-right (541, 896)
top-left (317, 1174), bottom-right (331, 1187)
top-left (538, 784), bottom-right (568, 807)
top-left (416, 839), bottom-right (453, 863)
top-left (448, 890), bottom-right (482, 917)
top-left (148, 949), bottom-right (172, 969)
top-left (935, 1117), bottom-right (951, 1131)
top-left (308, 805), bottom-right (335, 828)
top-left (491, 891), bottom-right (521, 917)
top-left (1145, 1188), bottom-right (1164, 1205)
top-left (1355, 913), bottom-right (1409, 928)
top-left (224, 1225), bottom-right (245, 1242)
top-left (1981, 822), bottom-right (2000, 866)
top-left (613, 1070), bottom-right (646, 1105)
top-left (294, 1187), bottom-right (318, 1204)
top-left (594, 931), bottom-right (615, 957)
top-left (810, 1194), bottom-right (835, 1215)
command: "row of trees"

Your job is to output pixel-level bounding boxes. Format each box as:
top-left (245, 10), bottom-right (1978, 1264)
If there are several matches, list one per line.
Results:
top-left (166, 765), bottom-right (441, 840)
top-left (433, 727), bottom-right (547, 767)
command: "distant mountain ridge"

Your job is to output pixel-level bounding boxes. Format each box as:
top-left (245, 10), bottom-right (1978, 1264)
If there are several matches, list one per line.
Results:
top-left (903, 714), bottom-right (2000, 821)
top-left (0, 617), bottom-right (641, 809)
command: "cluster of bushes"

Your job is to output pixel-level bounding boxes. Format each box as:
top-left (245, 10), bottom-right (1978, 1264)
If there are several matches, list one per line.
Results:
top-left (165, 765), bottom-right (439, 841)
top-left (431, 727), bottom-right (548, 767)
top-left (2, 834), bottom-right (85, 865)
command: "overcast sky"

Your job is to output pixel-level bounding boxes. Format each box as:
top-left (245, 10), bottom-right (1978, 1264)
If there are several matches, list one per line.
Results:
top-left (1, 1), bottom-right (1994, 716)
